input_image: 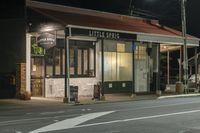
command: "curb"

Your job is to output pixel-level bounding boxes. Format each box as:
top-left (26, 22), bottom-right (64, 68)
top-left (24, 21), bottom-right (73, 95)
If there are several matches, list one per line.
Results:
top-left (70, 96), bottom-right (158, 106)
top-left (31, 97), bottom-right (62, 102)
top-left (158, 94), bottom-right (200, 99)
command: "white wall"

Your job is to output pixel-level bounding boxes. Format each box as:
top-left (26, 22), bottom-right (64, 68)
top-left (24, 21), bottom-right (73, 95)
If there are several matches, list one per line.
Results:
top-left (45, 77), bottom-right (99, 100)
top-left (26, 34), bottom-right (31, 93)
top-left (45, 78), bottom-right (65, 97)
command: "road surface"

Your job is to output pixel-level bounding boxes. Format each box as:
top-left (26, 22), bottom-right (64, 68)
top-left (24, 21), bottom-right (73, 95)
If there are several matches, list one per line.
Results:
top-left (1, 97), bottom-right (200, 133)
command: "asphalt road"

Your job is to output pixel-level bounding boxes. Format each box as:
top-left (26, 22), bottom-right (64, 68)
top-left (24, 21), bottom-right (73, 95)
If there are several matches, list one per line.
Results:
top-left (1, 97), bottom-right (200, 133)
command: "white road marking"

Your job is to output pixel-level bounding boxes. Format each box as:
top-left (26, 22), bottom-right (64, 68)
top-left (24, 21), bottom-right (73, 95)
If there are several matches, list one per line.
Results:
top-left (26, 113), bottom-right (33, 115)
top-left (40, 111), bottom-right (65, 115)
top-left (29, 111), bottom-right (115, 133)
top-left (158, 94), bottom-right (200, 99)
top-left (0, 114), bottom-right (78, 126)
top-left (116, 100), bottom-right (200, 112)
top-left (110, 131), bottom-right (120, 133)
top-left (74, 109), bottom-right (200, 129)
top-left (15, 131), bottom-right (22, 133)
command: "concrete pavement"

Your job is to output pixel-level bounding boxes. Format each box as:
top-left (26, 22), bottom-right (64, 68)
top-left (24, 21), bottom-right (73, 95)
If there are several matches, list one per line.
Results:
top-left (1, 92), bottom-right (200, 108)
top-left (2, 97), bottom-right (200, 132)
top-left (30, 94), bottom-right (158, 105)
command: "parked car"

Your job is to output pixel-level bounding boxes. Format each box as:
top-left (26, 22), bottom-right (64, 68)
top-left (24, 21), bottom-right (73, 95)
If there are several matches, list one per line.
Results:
top-left (188, 74), bottom-right (200, 88)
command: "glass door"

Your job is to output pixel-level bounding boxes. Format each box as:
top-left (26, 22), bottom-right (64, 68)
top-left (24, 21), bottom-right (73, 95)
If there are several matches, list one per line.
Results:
top-left (31, 57), bottom-right (44, 96)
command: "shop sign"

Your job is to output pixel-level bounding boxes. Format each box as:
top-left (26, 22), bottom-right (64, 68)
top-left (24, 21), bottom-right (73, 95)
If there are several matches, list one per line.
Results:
top-left (66, 27), bottom-right (136, 40)
top-left (37, 33), bottom-right (56, 50)
top-left (89, 30), bottom-right (120, 39)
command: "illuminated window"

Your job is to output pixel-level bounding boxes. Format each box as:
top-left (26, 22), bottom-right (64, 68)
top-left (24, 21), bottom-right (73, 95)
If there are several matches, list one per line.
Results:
top-left (117, 43), bottom-right (125, 52)
top-left (135, 45), bottom-right (147, 60)
top-left (104, 40), bottom-right (132, 81)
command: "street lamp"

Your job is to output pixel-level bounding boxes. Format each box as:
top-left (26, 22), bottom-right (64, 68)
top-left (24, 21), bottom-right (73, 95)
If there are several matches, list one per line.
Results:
top-left (181, 0), bottom-right (188, 93)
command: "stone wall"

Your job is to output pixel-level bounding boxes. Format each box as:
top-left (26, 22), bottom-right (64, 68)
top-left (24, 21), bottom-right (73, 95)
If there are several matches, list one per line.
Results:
top-left (45, 78), bottom-right (98, 100)
top-left (45, 78), bottom-right (64, 97)
top-left (16, 63), bottom-right (26, 96)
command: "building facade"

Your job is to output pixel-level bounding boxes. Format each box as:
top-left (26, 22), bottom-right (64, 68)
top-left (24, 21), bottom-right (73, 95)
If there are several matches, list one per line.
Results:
top-left (25, 1), bottom-right (199, 101)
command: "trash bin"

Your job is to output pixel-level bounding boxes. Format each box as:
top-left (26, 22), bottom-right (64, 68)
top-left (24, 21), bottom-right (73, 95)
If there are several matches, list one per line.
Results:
top-left (93, 84), bottom-right (100, 100)
top-left (176, 81), bottom-right (183, 94)
top-left (70, 86), bottom-right (78, 102)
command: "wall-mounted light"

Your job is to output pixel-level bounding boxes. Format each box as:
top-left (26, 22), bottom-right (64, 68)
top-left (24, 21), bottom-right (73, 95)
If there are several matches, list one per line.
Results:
top-left (40, 25), bottom-right (54, 32)
top-left (39, 22), bottom-right (63, 32)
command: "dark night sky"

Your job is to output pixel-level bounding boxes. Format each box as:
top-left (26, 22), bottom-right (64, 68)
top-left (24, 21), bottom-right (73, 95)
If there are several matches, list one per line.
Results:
top-left (1, 0), bottom-right (200, 37)
top-left (0, 0), bottom-right (199, 37)
top-left (32, 0), bottom-right (200, 38)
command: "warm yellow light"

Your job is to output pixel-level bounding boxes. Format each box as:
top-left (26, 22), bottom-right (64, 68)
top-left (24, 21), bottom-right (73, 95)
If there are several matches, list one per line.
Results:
top-left (32, 65), bottom-right (37, 72)
top-left (117, 43), bottom-right (125, 52)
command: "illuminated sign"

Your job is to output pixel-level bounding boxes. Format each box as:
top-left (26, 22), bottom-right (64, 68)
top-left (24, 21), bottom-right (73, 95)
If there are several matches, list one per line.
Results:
top-left (66, 27), bottom-right (136, 40)
top-left (89, 30), bottom-right (120, 39)
top-left (37, 33), bottom-right (55, 50)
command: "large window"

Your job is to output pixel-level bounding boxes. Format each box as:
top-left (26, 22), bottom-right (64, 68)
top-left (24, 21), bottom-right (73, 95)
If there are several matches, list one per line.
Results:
top-left (134, 45), bottom-right (147, 60)
top-left (104, 40), bottom-right (132, 81)
top-left (69, 40), bottom-right (96, 77)
top-left (34, 30), bottom-right (97, 78)
top-left (44, 39), bottom-right (96, 78)
top-left (45, 47), bottom-right (63, 77)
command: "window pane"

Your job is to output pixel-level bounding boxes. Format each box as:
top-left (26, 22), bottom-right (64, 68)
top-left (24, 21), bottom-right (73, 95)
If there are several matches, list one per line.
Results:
top-left (55, 48), bottom-right (61, 75)
top-left (45, 49), bottom-right (53, 77)
top-left (68, 40), bottom-right (96, 77)
top-left (117, 43), bottom-right (125, 52)
top-left (31, 57), bottom-right (43, 77)
top-left (70, 48), bottom-right (74, 75)
top-left (135, 45), bottom-right (147, 60)
top-left (78, 49), bottom-right (82, 75)
top-left (89, 48), bottom-right (95, 76)
top-left (104, 40), bottom-right (133, 81)
top-left (117, 53), bottom-right (132, 80)
top-left (104, 52), bottom-right (117, 81)
top-left (83, 49), bottom-right (88, 75)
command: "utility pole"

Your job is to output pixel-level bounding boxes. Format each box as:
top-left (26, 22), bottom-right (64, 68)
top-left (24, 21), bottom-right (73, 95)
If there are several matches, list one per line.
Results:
top-left (181, 0), bottom-right (188, 93)
top-left (129, 0), bottom-right (134, 15)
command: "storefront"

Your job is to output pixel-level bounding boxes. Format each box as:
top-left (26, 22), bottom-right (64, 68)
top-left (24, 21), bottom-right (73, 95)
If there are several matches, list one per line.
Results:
top-left (26, 1), bottom-right (199, 101)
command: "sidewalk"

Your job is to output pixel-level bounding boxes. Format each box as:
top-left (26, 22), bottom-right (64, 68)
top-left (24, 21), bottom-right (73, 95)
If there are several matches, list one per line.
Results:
top-left (0, 94), bottom-right (158, 109)
top-left (1, 93), bottom-right (200, 108)
top-left (31, 94), bottom-right (158, 105)
top-left (158, 93), bottom-right (200, 99)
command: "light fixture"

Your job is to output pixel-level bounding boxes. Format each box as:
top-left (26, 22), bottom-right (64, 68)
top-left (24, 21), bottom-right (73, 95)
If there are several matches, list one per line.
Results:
top-left (40, 25), bottom-right (54, 32)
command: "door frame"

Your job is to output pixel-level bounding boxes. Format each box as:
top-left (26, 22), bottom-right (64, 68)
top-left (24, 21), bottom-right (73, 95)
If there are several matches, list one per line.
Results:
top-left (31, 56), bottom-right (45, 97)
